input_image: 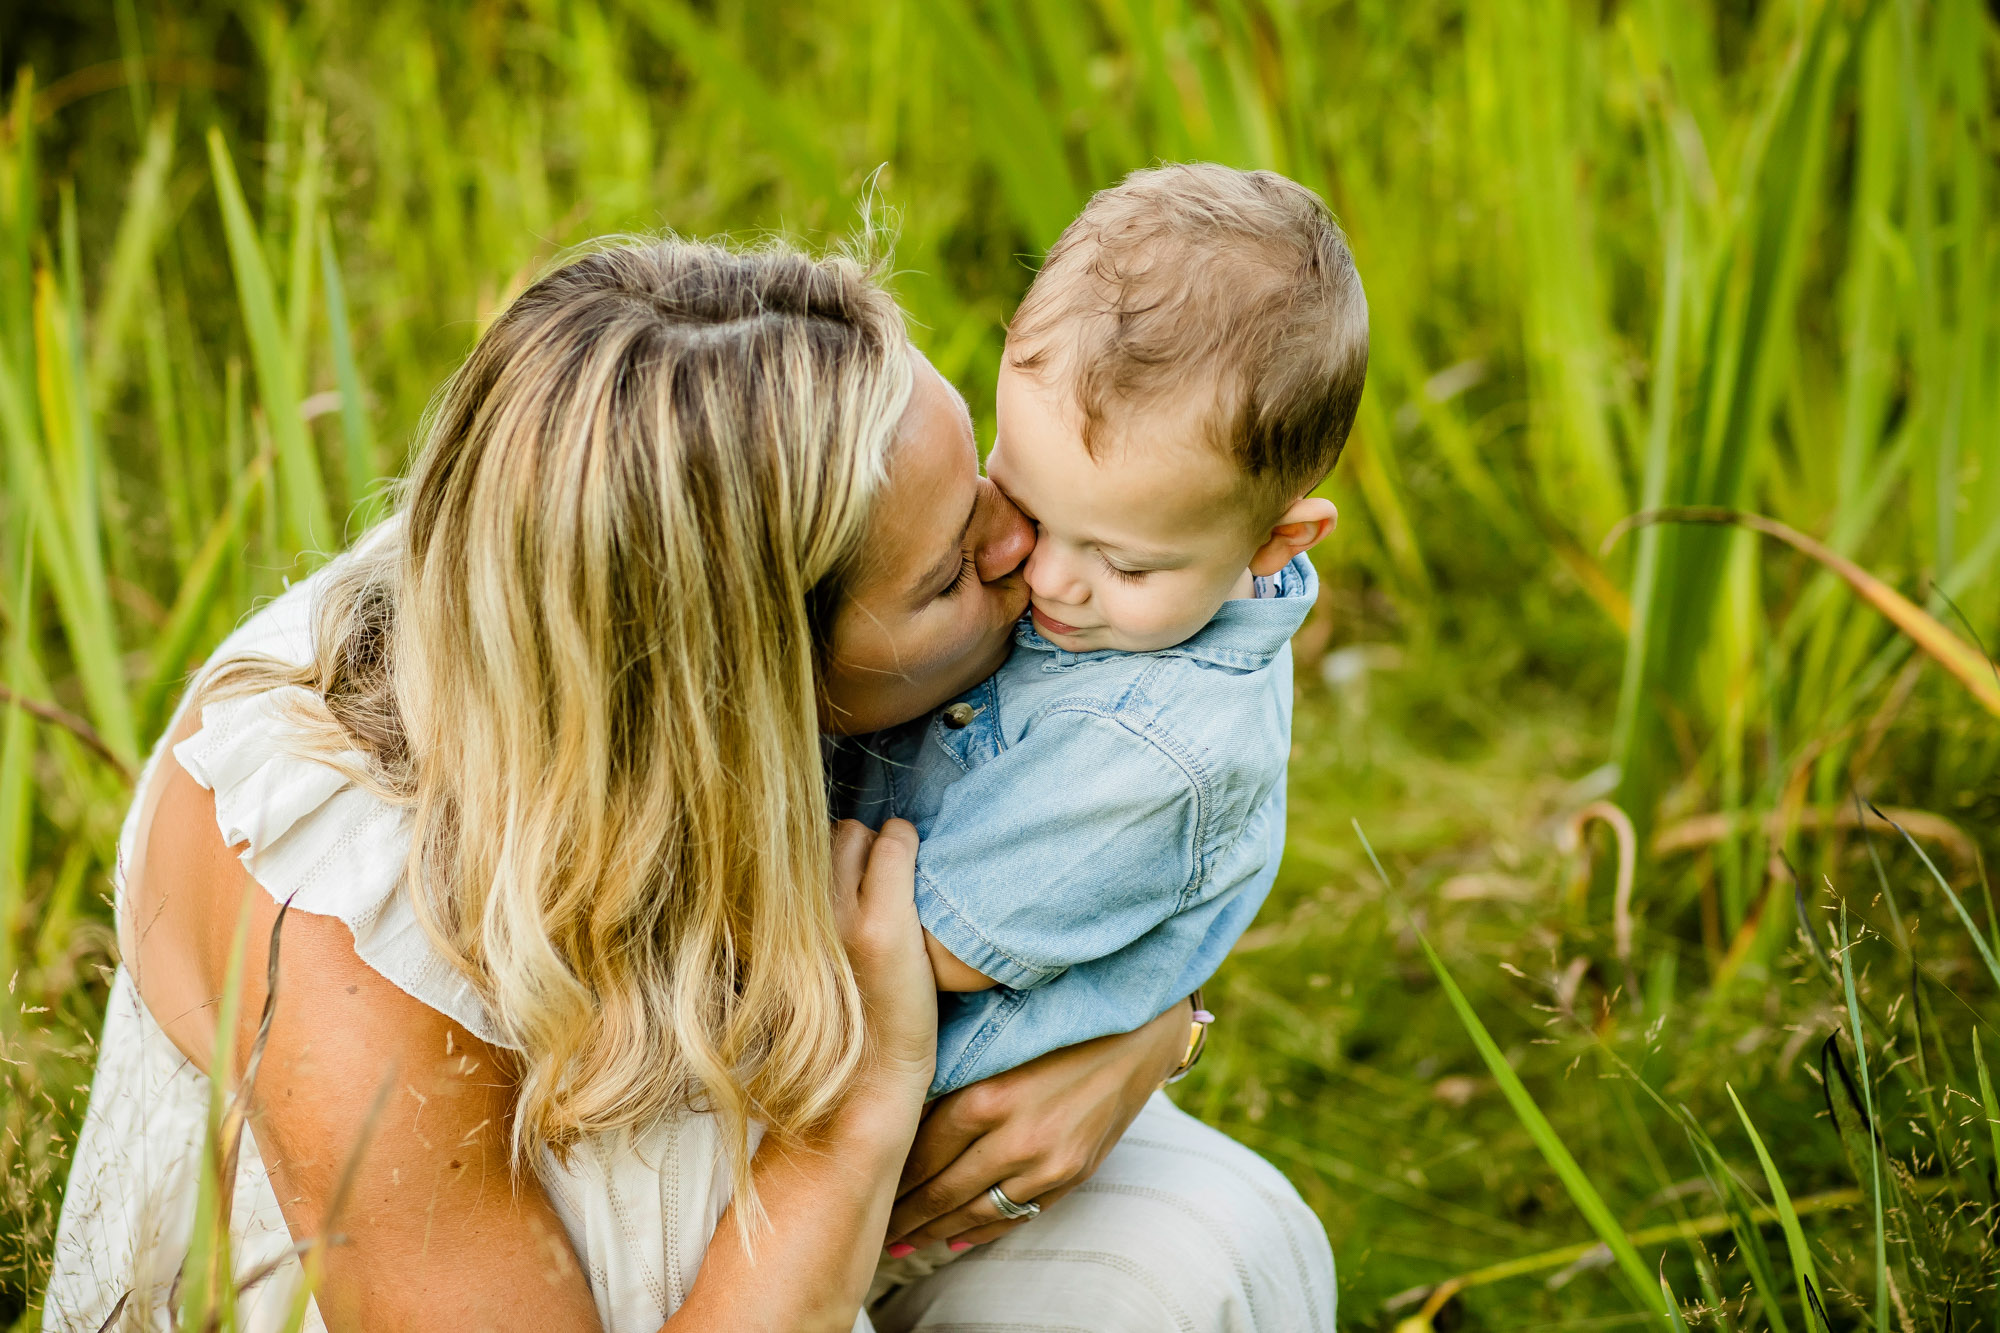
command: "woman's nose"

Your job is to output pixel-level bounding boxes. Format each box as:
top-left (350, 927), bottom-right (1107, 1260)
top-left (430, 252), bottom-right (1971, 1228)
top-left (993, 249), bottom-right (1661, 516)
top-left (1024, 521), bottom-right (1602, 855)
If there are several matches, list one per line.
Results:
top-left (973, 480), bottom-right (1035, 583)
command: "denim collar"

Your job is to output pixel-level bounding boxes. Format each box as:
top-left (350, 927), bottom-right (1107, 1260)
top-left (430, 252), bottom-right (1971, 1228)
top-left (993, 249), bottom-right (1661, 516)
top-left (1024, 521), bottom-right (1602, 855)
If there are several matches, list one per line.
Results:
top-left (1012, 553), bottom-right (1318, 671)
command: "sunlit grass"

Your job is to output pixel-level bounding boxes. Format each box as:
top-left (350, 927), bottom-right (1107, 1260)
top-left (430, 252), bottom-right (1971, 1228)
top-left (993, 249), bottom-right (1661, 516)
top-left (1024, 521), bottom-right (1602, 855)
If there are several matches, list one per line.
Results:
top-left (1, 1), bottom-right (1995, 1328)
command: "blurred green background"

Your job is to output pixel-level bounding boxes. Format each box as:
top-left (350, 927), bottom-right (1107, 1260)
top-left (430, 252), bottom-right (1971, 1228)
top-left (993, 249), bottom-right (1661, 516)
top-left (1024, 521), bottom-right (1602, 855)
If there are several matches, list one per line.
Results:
top-left (1, 0), bottom-right (1997, 1328)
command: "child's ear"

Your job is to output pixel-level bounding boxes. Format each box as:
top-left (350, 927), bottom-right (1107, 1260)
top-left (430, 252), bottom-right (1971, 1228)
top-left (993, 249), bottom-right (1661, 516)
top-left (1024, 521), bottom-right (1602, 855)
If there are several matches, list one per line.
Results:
top-left (1248, 497), bottom-right (1337, 577)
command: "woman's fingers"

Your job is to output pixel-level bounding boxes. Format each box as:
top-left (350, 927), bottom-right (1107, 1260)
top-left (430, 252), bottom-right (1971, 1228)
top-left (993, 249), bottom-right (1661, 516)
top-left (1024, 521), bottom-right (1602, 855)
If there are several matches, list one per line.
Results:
top-left (835, 818), bottom-right (935, 1089)
top-left (829, 819), bottom-right (876, 933)
top-left (888, 1168), bottom-right (1067, 1252)
top-left (857, 818), bottom-right (919, 908)
top-left (896, 1082), bottom-right (996, 1194)
top-left (885, 1125), bottom-right (1067, 1244)
top-left (888, 1006), bottom-right (1190, 1250)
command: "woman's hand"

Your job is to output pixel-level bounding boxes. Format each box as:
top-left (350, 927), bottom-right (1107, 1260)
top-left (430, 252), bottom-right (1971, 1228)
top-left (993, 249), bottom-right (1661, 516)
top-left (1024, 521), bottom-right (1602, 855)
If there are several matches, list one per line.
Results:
top-left (830, 818), bottom-right (937, 1102)
top-left (883, 996), bottom-right (1191, 1252)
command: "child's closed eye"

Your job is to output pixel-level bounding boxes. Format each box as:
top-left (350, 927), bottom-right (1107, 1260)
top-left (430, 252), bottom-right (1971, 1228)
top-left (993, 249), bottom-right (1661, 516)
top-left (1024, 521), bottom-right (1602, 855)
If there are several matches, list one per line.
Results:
top-left (1097, 553), bottom-right (1149, 583)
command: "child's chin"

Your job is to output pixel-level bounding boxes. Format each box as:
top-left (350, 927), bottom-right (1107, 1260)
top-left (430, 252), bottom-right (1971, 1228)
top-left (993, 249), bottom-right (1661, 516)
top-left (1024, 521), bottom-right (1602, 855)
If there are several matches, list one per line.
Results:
top-left (1088, 625), bottom-right (1197, 654)
top-left (1116, 622), bottom-right (1207, 653)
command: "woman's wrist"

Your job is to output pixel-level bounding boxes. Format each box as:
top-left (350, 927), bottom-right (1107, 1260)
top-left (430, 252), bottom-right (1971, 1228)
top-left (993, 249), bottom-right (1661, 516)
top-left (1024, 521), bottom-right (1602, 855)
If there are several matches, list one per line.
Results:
top-left (834, 1056), bottom-right (933, 1151)
top-left (1142, 995), bottom-right (1196, 1084)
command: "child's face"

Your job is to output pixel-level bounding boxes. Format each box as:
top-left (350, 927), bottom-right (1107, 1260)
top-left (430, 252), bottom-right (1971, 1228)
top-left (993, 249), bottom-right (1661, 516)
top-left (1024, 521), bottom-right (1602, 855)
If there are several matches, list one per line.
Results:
top-left (989, 361), bottom-right (1266, 654)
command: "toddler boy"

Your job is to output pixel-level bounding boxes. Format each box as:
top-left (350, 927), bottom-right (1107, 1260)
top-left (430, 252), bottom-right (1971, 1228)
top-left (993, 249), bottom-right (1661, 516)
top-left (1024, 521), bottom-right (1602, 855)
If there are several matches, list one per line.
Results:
top-left (859, 163), bottom-right (1368, 1099)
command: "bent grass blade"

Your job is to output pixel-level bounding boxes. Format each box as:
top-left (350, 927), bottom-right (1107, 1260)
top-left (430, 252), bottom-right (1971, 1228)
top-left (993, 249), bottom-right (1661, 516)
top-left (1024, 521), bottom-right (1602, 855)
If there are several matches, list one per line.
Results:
top-left (1726, 1085), bottom-right (1822, 1325)
top-left (1606, 507), bottom-right (2000, 717)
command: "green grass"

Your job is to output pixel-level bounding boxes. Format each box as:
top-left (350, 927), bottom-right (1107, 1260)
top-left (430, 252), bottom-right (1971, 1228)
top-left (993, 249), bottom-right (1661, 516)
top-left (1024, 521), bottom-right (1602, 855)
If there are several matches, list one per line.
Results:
top-left (2, 0), bottom-right (1997, 1328)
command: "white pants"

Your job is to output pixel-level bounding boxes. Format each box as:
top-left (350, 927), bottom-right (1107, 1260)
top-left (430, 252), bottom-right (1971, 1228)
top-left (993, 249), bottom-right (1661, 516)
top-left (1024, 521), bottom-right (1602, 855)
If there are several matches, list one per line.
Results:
top-left (874, 1093), bottom-right (1336, 1332)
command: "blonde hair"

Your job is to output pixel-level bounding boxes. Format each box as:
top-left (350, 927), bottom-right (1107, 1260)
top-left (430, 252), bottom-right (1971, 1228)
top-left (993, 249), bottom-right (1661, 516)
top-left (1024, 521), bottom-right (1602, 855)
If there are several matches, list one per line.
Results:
top-left (1008, 163), bottom-right (1369, 508)
top-left (201, 238), bottom-right (913, 1213)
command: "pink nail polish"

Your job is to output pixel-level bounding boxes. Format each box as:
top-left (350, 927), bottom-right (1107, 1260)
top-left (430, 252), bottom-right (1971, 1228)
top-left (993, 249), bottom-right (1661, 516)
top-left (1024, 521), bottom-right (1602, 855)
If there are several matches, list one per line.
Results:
top-left (949, 1240), bottom-right (973, 1252)
top-left (887, 1243), bottom-right (917, 1258)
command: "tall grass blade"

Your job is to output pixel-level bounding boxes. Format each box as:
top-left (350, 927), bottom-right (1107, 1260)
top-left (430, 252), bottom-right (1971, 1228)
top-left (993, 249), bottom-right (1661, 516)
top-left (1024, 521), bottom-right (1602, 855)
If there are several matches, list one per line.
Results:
top-left (93, 1289), bottom-right (131, 1333)
top-left (137, 447), bottom-right (271, 739)
top-left (284, 1072), bottom-right (393, 1332)
top-left (1837, 902), bottom-right (1890, 1333)
top-left (1726, 1084), bottom-right (1822, 1324)
top-left (317, 226), bottom-right (378, 523)
top-left (1974, 1031), bottom-right (2000, 1191)
top-left (206, 127), bottom-right (332, 560)
top-left (615, 0), bottom-right (844, 205)
top-left (0, 326), bottom-right (136, 764)
top-left (1613, 153), bottom-right (1689, 762)
top-left (1355, 819), bottom-right (1662, 1314)
top-left (86, 108), bottom-right (176, 396)
top-left (1677, 1108), bottom-right (1796, 1333)
top-left (1415, 928), bottom-right (1668, 1319)
top-left (284, 108), bottom-right (325, 385)
top-left (178, 894), bottom-right (254, 1332)
top-left (918, 0), bottom-right (1079, 246)
top-left (0, 521), bottom-right (36, 1004)
top-left (1867, 803), bottom-right (2000, 992)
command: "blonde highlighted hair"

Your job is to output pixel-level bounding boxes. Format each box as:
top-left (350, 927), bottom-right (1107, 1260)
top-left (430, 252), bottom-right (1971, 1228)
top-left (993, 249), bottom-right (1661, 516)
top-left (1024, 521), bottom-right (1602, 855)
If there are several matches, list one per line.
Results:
top-left (201, 237), bottom-right (913, 1209)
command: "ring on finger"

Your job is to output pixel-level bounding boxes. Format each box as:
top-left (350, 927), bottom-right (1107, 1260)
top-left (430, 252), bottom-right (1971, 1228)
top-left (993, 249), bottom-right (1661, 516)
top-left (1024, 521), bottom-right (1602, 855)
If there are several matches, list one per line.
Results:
top-left (987, 1184), bottom-right (1040, 1220)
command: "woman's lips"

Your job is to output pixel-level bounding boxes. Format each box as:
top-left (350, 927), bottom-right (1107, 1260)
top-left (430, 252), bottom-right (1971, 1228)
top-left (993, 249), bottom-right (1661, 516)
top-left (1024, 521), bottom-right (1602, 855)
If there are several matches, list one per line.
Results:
top-left (1031, 604), bottom-right (1083, 637)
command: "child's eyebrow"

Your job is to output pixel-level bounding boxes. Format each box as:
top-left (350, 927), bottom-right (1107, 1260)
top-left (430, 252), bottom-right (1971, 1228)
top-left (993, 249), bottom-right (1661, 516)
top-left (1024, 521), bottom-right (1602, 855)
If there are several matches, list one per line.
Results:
top-left (1092, 538), bottom-right (1191, 567)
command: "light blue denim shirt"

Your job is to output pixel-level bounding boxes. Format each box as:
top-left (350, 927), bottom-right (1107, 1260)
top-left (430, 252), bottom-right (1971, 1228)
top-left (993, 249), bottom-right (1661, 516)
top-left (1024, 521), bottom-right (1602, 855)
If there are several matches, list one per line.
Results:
top-left (836, 554), bottom-right (1316, 1097)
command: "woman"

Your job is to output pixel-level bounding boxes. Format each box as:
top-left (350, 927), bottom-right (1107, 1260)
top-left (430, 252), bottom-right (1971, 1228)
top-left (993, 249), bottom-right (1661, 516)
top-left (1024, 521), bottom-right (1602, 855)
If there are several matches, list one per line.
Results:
top-left (47, 240), bottom-right (1334, 1331)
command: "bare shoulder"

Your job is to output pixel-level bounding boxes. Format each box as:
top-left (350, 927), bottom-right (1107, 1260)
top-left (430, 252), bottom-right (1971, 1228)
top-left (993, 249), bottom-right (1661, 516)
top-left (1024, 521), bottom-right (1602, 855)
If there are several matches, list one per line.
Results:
top-left (121, 705), bottom-right (512, 1108)
top-left (121, 711), bottom-right (389, 1071)
top-left (119, 710), bottom-right (593, 1328)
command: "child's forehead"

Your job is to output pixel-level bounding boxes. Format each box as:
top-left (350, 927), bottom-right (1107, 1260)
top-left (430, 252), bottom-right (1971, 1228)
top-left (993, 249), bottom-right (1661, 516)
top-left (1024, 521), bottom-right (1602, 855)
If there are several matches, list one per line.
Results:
top-left (995, 371), bottom-right (1255, 544)
top-left (1000, 354), bottom-right (1236, 470)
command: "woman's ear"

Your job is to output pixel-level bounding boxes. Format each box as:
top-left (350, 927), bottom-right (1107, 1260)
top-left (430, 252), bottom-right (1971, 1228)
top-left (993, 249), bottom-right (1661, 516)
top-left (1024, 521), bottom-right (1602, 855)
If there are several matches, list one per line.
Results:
top-left (1248, 497), bottom-right (1337, 577)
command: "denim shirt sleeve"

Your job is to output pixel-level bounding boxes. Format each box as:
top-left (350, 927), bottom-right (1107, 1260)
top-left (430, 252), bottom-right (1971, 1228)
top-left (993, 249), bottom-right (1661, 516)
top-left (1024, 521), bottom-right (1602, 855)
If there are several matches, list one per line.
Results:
top-left (912, 706), bottom-right (1201, 991)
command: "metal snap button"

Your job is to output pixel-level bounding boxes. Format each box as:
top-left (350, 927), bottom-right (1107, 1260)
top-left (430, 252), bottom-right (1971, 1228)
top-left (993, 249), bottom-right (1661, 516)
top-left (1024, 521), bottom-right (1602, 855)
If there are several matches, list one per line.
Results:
top-left (941, 702), bottom-right (976, 729)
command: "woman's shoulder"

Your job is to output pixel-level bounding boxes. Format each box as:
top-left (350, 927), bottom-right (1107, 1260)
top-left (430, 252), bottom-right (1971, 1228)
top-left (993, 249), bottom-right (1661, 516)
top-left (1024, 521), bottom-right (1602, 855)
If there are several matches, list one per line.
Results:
top-left (156, 525), bottom-right (511, 1051)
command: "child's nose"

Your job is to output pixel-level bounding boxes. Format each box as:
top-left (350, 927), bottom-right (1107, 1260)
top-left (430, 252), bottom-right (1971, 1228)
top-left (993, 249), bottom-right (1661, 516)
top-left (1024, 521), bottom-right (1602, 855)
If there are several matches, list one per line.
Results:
top-left (1025, 542), bottom-right (1089, 605)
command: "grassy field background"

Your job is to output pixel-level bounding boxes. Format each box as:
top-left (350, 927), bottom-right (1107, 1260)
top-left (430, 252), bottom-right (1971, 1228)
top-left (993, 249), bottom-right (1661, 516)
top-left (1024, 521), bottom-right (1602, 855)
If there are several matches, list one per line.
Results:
top-left (2, 0), bottom-right (1998, 1328)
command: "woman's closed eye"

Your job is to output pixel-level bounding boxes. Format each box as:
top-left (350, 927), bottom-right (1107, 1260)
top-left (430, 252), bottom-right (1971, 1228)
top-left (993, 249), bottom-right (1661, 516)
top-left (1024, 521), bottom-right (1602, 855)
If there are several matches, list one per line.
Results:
top-left (939, 549), bottom-right (978, 598)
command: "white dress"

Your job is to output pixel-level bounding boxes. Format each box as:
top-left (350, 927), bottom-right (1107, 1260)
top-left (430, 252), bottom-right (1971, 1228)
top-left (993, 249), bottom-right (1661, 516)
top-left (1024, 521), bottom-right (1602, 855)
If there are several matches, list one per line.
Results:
top-left (43, 554), bottom-right (1337, 1333)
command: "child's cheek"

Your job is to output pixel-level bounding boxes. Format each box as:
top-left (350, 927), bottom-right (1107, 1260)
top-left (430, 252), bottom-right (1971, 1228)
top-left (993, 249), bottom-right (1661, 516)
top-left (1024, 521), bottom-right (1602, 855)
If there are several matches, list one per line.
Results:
top-left (1117, 582), bottom-right (1207, 647)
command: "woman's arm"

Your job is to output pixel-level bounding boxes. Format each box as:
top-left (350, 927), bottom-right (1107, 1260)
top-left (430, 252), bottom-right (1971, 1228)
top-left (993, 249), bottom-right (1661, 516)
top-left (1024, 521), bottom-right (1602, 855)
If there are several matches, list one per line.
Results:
top-left (135, 747), bottom-right (934, 1332)
top-left (882, 996), bottom-right (1191, 1252)
top-left (673, 818), bottom-right (937, 1331)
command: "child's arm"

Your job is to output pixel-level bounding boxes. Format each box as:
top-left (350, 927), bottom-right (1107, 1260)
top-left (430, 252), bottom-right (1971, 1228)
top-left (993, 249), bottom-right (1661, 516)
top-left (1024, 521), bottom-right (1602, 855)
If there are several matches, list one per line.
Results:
top-left (909, 709), bottom-right (1203, 992)
top-left (924, 930), bottom-right (996, 991)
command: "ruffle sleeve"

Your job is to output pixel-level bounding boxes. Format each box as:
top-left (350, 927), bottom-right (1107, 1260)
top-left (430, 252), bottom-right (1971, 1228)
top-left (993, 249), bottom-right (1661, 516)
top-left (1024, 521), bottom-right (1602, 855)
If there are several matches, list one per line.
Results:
top-left (168, 569), bottom-right (514, 1051)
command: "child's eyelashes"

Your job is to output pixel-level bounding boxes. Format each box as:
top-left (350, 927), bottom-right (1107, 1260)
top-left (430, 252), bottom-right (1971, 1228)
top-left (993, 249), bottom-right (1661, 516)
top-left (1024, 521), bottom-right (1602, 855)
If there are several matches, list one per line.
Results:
top-left (1097, 554), bottom-right (1149, 583)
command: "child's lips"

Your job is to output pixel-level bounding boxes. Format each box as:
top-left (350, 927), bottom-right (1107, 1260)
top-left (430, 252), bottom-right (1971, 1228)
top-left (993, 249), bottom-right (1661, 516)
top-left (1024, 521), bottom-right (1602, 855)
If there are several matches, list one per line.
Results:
top-left (1030, 604), bottom-right (1085, 637)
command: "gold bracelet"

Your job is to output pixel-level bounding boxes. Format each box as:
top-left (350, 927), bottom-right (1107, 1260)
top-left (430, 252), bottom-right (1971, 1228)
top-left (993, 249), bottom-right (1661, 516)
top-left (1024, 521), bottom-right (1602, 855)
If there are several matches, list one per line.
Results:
top-left (1163, 989), bottom-right (1214, 1084)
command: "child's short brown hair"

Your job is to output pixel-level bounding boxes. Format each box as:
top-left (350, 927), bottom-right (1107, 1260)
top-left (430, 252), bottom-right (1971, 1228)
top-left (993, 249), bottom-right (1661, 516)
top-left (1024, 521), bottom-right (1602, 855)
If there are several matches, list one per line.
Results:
top-left (1006, 163), bottom-right (1368, 509)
